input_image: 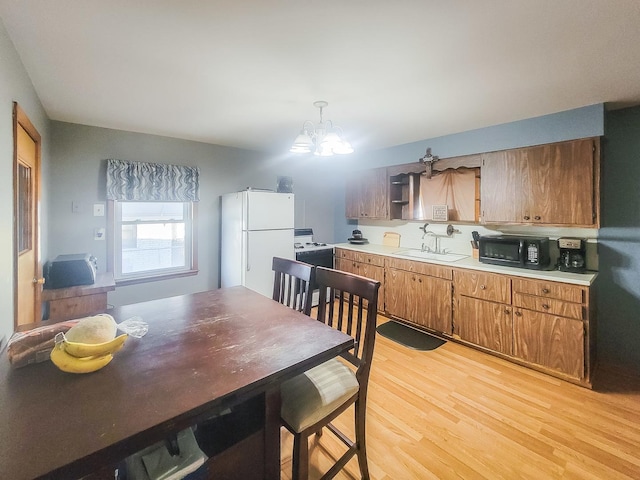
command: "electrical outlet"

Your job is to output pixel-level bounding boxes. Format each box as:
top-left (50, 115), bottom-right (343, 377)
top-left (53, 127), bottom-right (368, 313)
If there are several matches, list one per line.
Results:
top-left (93, 203), bottom-right (105, 217)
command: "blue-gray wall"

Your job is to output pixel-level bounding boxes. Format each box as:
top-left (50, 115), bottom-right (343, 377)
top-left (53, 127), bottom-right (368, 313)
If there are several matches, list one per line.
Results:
top-left (599, 106), bottom-right (640, 370)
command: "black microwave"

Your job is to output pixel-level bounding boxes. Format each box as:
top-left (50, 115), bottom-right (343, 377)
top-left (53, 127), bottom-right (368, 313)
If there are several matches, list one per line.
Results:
top-left (478, 235), bottom-right (551, 270)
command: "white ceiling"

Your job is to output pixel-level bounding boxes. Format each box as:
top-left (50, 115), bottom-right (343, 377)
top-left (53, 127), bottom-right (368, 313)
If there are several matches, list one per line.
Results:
top-left (2, 1), bottom-right (640, 154)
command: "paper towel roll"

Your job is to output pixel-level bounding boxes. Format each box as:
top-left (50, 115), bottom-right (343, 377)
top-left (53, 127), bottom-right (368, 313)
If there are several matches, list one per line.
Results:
top-left (425, 224), bottom-right (452, 236)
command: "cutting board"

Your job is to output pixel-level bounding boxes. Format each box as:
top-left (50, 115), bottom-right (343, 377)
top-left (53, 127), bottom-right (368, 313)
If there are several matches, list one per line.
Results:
top-left (382, 231), bottom-right (401, 247)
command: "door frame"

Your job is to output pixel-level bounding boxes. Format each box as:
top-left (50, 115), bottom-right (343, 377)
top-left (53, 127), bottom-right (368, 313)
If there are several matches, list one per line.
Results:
top-left (13, 102), bottom-right (42, 329)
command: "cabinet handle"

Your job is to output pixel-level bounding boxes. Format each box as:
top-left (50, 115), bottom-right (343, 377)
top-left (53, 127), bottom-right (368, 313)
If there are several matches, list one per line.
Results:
top-left (504, 309), bottom-right (511, 315)
top-left (515, 311), bottom-right (522, 317)
top-left (523, 215), bottom-right (530, 220)
top-left (542, 304), bottom-right (550, 310)
top-left (542, 288), bottom-right (550, 294)
top-left (418, 278), bottom-right (422, 283)
top-left (479, 285), bottom-right (486, 290)
top-left (534, 216), bottom-right (541, 221)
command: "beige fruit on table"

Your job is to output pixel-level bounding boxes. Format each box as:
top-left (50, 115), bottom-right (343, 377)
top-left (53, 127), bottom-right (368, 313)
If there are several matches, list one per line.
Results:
top-left (65, 314), bottom-right (118, 343)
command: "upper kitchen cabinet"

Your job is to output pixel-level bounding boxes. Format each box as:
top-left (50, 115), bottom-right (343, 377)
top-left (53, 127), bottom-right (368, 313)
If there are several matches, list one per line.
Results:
top-left (481, 138), bottom-right (600, 227)
top-left (345, 167), bottom-right (389, 219)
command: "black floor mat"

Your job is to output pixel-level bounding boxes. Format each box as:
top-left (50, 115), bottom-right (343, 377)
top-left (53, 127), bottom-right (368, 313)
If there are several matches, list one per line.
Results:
top-left (376, 321), bottom-right (446, 351)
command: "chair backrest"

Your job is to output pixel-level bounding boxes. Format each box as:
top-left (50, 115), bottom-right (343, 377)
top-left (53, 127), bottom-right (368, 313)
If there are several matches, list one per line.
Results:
top-left (314, 266), bottom-right (381, 385)
top-left (272, 257), bottom-right (315, 316)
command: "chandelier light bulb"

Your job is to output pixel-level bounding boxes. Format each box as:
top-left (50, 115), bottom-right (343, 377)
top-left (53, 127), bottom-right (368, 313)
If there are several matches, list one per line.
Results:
top-left (290, 101), bottom-right (354, 156)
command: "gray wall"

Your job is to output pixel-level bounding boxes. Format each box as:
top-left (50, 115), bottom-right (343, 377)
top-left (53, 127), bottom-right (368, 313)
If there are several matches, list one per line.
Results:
top-left (48, 121), bottom-right (341, 307)
top-left (0, 18), bottom-right (50, 345)
top-left (599, 106), bottom-right (640, 370)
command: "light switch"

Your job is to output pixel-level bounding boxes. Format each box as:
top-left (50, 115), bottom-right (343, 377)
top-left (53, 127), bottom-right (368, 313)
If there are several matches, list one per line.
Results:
top-left (93, 203), bottom-right (105, 217)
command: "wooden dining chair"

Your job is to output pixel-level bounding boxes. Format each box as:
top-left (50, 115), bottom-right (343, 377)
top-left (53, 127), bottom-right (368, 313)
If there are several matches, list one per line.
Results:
top-left (280, 266), bottom-right (381, 480)
top-left (272, 257), bottom-right (315, 316)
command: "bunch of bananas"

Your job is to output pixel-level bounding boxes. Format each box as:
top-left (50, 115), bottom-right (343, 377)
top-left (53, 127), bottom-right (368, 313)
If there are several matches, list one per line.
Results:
top-left (50, 331), bottom-right (128, 374)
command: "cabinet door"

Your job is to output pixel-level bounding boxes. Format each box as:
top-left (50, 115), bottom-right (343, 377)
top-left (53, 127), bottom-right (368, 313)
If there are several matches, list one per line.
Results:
top-left (480, 150), bottom-right (522, 223)
top-left (345, 175), bottom-right (360, 219)
top-left (386, 268), bottom-right (451, 334)
top-left (526, 138), bottom-right (595, 226)
top-left (359, 167), bottom-right (388, 219)
top-left (407, 273), bottom-right (452, 334)
top-left (345, 167), bottom-right (388, 219)
top-left (385, 268), bottom-right (409, 319)
top-left (359, 263), bottom-right (386, 313)
top-left (455, 296), bottom-right (513, 355)
top-left (513, 309), bottom-right (584, 379)
top-left (335, 257), bottom-right (357, 275)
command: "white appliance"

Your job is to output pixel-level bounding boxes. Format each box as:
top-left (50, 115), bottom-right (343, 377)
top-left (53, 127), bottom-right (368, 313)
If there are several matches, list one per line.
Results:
top-left (221, 190), bottom-right (295, 297)
top-left (294, 228), bottom-right (335, 306)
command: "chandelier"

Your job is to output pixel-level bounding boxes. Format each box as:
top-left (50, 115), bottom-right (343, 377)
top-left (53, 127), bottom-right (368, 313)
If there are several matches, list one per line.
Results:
top-left (289, 101), bottom-right (354, 156)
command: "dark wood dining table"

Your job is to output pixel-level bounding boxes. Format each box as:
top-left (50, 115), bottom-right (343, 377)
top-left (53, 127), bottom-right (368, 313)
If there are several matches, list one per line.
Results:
top-left (0, 286), bottom-right (354, 480)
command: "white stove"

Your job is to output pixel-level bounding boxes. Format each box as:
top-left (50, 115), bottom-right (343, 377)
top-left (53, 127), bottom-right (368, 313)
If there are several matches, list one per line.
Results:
top-left (294, 229), bottom-right (335, 256)
top-left (294, 229), bottom-right (334, 306)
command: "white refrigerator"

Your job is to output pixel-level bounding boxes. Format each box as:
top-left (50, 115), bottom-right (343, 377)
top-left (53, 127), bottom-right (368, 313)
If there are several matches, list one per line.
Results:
top-left (221, 190), bottom-right (295, 297)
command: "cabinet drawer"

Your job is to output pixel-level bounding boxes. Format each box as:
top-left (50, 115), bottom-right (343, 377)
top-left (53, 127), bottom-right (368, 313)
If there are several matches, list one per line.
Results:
top-left (511, 278), bottom-right (584, 304)
top-left (335, 249), bottom-right (385, 267)
top-left (386, 257), bottom-right (453, 280)
top-left (335, 248), bottom-right (357, 261)
top-left (453, 269), bottom-right (511, 303)
top-left (513, 293), bottom-right (584, 320)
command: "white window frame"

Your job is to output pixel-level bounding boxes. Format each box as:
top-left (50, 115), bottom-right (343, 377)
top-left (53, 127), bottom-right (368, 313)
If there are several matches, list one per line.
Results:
top-left (108, 200), bottom-right (198, 285)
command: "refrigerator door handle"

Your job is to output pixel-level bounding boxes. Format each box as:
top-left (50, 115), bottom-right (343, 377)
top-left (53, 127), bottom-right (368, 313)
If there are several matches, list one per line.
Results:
top-left (246, 231), bottom-right (251, 271)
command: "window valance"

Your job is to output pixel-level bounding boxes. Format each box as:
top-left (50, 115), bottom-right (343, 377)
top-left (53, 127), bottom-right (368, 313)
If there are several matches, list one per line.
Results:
top-left (106, 159), bottom-right (200, 202)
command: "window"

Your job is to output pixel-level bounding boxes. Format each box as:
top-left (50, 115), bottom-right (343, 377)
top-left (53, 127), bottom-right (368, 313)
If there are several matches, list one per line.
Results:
top-left (111, 201), bottom-right (197, 283)
top-left (105, 159), bottom-right (200, 284)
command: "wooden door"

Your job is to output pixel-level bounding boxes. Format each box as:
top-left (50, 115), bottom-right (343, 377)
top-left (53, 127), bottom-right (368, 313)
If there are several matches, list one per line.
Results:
top-left (526, 138), bottom-right (595, 226)
top-left (359, 263), bottom-right (385, 312)
top-left (480, 150), bottom-right (522, 223)
top-left (513, 308), bottom-right (584, 379)
top-left (344, 174), bottom-right (360, 219)
top-left (385, 268), bottom-right (409, 319)
top-left (455, 296), bottom-right (513, 355)
top-left (359, 167), bottom-right (388, 219)
top-left (14, 103), bottom-right (43, 328)
top-left (407, 273), bottom-right (452, 334)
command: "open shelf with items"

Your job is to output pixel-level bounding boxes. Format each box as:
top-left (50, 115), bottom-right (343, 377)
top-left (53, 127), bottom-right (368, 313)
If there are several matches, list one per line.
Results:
top-left (389, 172), bottom-right (421, 220)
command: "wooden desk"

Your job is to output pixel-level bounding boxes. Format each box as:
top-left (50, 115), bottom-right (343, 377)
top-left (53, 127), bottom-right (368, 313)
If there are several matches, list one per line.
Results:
top-left (41, 272), bottom-right (115, 322)
top-left (0, 287), bottom-right (353, 480)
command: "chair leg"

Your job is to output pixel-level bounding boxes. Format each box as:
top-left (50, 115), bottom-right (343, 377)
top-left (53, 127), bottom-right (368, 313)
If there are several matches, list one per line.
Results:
top-left (355, 399), bottom-right (370, 480)
top-left (292, 432), bottom-right (309, 480)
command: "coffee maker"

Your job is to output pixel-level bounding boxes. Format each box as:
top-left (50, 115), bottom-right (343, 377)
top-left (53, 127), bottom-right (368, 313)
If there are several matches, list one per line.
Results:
top-left (557, 237), bottom-right (586, 273)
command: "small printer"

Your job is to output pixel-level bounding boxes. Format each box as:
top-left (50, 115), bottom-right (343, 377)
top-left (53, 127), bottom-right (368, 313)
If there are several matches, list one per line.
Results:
top-left (44, 253), bottom-right (97, 289)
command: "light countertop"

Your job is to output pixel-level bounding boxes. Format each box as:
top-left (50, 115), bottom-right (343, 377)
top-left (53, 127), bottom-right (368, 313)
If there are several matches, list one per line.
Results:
top-left (335, 243), bottom-right (597, 286)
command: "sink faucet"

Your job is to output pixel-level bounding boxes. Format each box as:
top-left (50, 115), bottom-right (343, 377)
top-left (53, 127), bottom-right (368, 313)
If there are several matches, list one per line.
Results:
top-left (421, 231), bottom-right (442, 254)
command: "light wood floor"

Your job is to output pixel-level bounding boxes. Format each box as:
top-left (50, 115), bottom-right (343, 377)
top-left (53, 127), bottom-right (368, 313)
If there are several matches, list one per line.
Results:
top-left (280, 318), bottom-right (640, 479)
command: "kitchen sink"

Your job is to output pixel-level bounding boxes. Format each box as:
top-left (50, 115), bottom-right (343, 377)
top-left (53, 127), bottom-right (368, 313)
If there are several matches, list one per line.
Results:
top-left (395, 250), bottom-right (469, 262)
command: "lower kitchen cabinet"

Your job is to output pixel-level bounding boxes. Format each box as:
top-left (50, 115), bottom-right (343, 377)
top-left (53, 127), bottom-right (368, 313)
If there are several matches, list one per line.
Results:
top-left (454, 268), bottom-right (593, 384)
top-left (513, 309), bottom-right (584, 379)
top-left (386, 263), bottom-right (452, 334)
top-left (455, 295), bottom-right (513, 355)
top-left (335, 249), bottom-right (385, 312)
top-left (336, 246), bottom-right (595, 386)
